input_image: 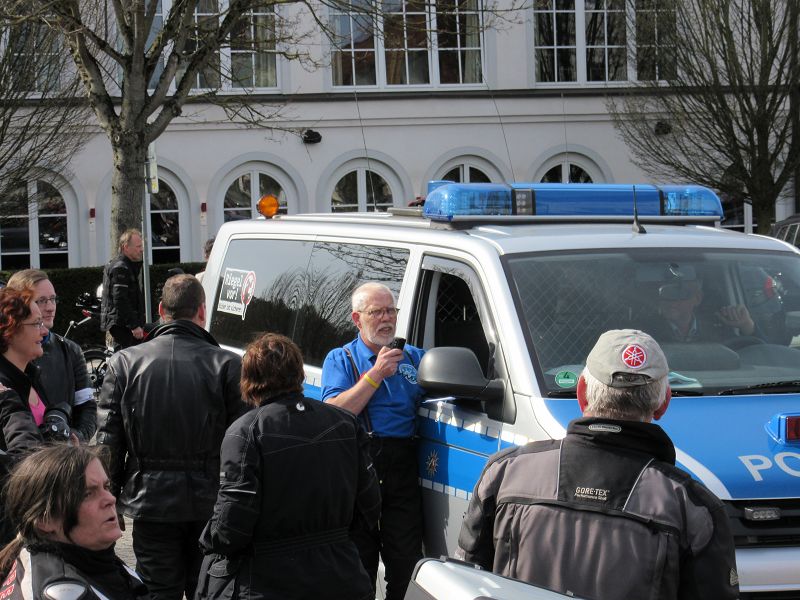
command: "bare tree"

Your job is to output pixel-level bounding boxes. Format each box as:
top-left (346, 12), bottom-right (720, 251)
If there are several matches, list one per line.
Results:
top-left (0, 8), bottom-right (90, 216)
top-left (608, 0), bottom-right (800, 232)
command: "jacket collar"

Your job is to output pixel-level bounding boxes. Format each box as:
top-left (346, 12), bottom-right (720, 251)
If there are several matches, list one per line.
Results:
top-left (567, 417), bottom-right (676, 465)
top-left (148, 319), bottom-right (220, 347)
top-left (0, 352), bottom-right (39, 396)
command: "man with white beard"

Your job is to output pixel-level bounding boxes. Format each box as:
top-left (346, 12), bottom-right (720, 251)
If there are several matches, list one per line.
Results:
top-left (321, 282), bottom-right (425, 600)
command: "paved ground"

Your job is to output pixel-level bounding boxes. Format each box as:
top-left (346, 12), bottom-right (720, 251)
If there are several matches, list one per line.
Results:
top-left (116, 521), bottom-right (136, 567)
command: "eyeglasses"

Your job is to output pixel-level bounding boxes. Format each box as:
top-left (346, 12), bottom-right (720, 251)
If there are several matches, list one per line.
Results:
top-left (34, 296), bottom-right (59, 307)
top-left (361, 307), bottom-right (400, 319)
top-left (22, 319), bottom-right (47, 330)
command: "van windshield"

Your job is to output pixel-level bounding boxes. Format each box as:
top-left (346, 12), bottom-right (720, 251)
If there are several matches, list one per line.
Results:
top-left (505, 248), bottom-right (800, 396)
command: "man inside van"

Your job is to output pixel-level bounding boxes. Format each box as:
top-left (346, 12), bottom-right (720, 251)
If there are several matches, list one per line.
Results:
top-left (100, 228), bottom-right (146, 349)
top-left (321, 282), bottom-right (425, 600)
top-left (456, 329), bottom-right (739, 600)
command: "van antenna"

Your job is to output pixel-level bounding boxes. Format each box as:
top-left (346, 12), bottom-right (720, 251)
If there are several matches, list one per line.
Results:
top-left (632, 185), bottom-right (647, 234)
top-left (353, 87), bottom-right (377, 211)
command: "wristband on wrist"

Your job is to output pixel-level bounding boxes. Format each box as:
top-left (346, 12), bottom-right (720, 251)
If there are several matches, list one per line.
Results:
top-left (362, 373), bottom-right (380, 389)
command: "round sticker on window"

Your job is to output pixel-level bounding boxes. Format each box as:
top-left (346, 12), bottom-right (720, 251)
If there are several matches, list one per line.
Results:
top-left (555, 371), bottom-right (578, 388)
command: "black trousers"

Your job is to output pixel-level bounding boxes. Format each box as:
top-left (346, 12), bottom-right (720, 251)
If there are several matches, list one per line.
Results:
top-left (108, 324), bottom-right (139, 349)
top-left (351, 437), bottom-right (423, 600)
top-left (132, 519), bottom-right (205, 600)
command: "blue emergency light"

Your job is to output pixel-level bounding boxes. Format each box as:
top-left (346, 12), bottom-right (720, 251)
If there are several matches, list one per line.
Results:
top-left (422, 182), bottom-right (724, 222)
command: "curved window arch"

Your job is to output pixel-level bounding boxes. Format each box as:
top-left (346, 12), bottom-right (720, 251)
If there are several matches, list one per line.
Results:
top-left (541, 163), bottom-right (593, 183)
top-left (0, 179), bottom-right (69, 269)
top-left (433, 154), bottom-right (504, 185)
top-left (331, 169), bottom-right (393, 212)
top-left (224, 171), bottom-right (288, 221)
top-left (535, 153), bottom-right (604, 184)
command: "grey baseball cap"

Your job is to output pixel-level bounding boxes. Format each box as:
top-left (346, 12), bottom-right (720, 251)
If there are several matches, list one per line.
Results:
top-left (585, 329), bottom-right (668, 388)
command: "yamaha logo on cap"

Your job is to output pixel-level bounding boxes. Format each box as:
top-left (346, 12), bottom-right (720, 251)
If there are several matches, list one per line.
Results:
top-left (621, 344), bottom-right (647, 369)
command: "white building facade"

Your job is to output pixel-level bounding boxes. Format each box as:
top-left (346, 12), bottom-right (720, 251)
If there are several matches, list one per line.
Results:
top-left (1, 0), bottom-right (770, 269)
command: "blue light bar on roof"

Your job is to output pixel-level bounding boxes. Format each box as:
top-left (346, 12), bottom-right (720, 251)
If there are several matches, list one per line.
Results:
top-left (422, 182), bottom-right (724, 221)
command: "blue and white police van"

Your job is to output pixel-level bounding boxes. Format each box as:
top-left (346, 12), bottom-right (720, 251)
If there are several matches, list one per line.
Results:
top-left (204, 182), bottom-right (800, 598)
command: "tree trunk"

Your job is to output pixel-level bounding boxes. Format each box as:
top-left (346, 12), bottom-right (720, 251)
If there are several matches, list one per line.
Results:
top-left (753, 196), bottom-right (776, 234)
top-left (110, 138), bottom-right (147, 251)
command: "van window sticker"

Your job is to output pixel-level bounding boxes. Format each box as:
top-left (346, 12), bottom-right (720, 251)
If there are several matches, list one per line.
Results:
top-left (217, 268), bottom-right (257, 320)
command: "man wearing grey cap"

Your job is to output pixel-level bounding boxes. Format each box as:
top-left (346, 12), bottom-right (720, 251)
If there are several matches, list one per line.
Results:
top-left (456, 329), bottom-right (739, 600)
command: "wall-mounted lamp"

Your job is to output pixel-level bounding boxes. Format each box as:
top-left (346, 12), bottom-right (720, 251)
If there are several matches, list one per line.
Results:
top-left (200, 202), bottom-right (207, 213)
top-left (302, 129), bottom-right (322, 144)
top-left (89, 207), bottom-right (96, 219)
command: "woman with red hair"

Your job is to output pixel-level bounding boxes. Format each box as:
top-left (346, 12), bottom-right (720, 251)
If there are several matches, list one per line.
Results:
top-left (0, 286), bottom-right (51, 543)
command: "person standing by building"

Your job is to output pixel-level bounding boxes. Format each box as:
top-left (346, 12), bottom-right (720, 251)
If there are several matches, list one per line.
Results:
top-left (6, 269), bottom-right (97, 443)
top-left (97, 274), bottom-right (245, 600)
top-left (196, 333), bottom-right (380, 600)
top-left (457, 329), bottom-right (739, 600)
top-left (321, 282), bottom-right (425, 600)
top-left (101, 229), bottom-right (145, 349)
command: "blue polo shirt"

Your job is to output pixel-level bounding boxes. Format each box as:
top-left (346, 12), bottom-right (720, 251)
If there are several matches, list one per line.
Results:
top-left (321, 336), bottom-right (425, 438)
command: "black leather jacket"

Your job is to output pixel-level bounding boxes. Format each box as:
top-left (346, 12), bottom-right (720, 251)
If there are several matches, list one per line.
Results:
top-left (34, 333), bottom-right (97, 442)
top-left (197, 393), bottom-right (380, 600)
top-left (0, 545), bottom-right (150, 600)
top-left (100, 254), bottom-right (144, 331)
top-left (96, 320), bottom-right (245, 521)
top-left (0, 354), bottom-right (46, 457)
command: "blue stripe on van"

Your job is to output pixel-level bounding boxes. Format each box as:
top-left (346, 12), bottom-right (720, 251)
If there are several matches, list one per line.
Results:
top-left (416, 415), bottom-right (502, 457)
top-left (417, 437), bottom-right (489, 494)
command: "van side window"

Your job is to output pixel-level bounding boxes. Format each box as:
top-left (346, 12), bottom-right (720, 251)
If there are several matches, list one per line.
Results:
top-left (413, 266), bottom-right (491, 377)
top-left (296, 242), bottom-right (409, 367)
top-left (210, 238), bottom-right (409, 367)
top-left (209, 238), bottom-right (314, 349)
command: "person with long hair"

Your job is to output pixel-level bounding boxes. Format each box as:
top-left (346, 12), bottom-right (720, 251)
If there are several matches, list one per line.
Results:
top-left (196, 333), bottom-right (380, 600)
top-left (0, 445), bottom-right (150, 599)
top-left (0, 287), bottom-right (54, 543)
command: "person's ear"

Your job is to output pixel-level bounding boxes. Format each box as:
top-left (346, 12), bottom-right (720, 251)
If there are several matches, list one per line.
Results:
top-left (196, 302), bottom-right (206, 323)
top-left (352, 310), bottom-right (362, 328)
top-left (653, 385), bottom-right (672, 421)
top-left (35, 517), bottom-right (59, 536)
top-left (158, 301), bottom-right (166, 320)
top-left (576, 375), bottom-right (588, 414)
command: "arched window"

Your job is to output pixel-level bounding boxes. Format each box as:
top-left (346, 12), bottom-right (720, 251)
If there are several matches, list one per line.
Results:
top-left (541, 162), bottom-right (594, 183)
top-left (331, 169), bottom-right (393, 212)
top-left (149, 180), bottom-right (180, 264)
top-left (442, 165), bottom-right (491, 183)
top-left (0, 179), bottom-right (69, 269)
top-left (223, 171), bottom-right (287, 221)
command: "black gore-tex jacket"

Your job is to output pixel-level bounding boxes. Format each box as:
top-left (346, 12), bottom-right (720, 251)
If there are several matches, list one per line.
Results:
top-left (100, 254), bottom-right (144, 332)
top-left (457, 417), bottom-right (740, 600)
top-left (196, 393), bottom-right (381, 600)
top-left (96, 320), bottom-right (245, 522)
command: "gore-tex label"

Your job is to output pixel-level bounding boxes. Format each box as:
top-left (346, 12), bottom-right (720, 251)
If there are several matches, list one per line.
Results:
top-left (574, 486), bottom-right (610, 502)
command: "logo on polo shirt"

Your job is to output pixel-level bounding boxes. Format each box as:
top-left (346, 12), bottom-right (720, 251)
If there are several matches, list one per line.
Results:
top-left (398, 363), bottom-right (418, 384)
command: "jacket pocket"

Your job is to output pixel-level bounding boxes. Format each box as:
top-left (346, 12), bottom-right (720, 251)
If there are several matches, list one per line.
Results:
top-left (196, 553), bottom-right (243, 600)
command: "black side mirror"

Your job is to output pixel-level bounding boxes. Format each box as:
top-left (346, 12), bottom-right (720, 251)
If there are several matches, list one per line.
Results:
top-left (418, 347), bottom-right (504, 402)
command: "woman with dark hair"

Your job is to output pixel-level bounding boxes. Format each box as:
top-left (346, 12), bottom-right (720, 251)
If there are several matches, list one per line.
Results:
top-left (0, 445), bottom-right (150, 599)
top-left (0, 287), bottom-right (53, 543)
top-left (196, 333), bottom-right (381, 600)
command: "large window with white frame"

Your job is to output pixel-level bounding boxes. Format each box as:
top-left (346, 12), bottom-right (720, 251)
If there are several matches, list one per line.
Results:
top-left (148, 0), bottom-right (278, 92)
top-left (331, 0), bottom-right (484, 88)
top-left (0, 180), bottom-right (69, 270)
top-left (331, 169), bottom-right (393, 212)
top-left (224, 170), bottom-right (289, 221)
top-left (532, 0), bottom-right (675, 84)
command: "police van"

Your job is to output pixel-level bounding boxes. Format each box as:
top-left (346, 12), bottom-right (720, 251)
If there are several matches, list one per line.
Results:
top-left (204, 182), bottom-right (800, 597)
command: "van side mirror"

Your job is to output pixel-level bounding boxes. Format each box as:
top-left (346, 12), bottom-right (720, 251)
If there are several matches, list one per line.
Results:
top-left (418, 347), bottom-right (504, 402)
